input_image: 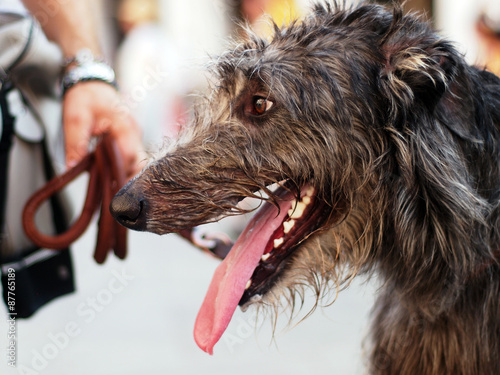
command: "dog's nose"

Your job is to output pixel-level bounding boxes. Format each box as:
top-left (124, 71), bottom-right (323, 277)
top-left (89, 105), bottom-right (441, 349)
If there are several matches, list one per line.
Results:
top-left (110, 189), bottom-right (147, 231)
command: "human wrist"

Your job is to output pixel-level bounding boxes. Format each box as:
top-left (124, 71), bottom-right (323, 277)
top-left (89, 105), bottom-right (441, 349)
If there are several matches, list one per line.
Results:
top-left (61, 48), bottom-right (117, 95)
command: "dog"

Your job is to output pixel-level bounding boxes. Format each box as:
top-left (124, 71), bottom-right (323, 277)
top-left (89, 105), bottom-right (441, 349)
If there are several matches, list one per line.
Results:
top-left (110, 2), bottom-right (500, 374)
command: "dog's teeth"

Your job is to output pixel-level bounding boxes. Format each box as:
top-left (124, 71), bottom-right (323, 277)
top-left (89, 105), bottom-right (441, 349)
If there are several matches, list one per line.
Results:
top-left (305, 186), bottom-right (315, 197)
top-left (283, 220), bottom-right (295, 233)
top-left (261, 253), bottom-right (271, 261)
top-left (288, 201), bottom-right (306, 219)
top-left (283, 220), bottom-right (295, 234)
top-left (302, 196), bottom-right (311, 205)
top-left (245, 280), bottom-right (252, 290)
top-left (274, 237), bottom-right (284, 248)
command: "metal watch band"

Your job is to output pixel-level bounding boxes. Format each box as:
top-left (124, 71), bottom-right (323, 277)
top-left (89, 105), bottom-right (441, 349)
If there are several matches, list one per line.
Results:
top-left (61, 60), bottom-right (117, 94)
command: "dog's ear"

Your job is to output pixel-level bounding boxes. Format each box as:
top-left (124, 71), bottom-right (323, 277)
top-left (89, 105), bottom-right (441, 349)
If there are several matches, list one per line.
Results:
top-left (379, 9), bottom-right (458, 118)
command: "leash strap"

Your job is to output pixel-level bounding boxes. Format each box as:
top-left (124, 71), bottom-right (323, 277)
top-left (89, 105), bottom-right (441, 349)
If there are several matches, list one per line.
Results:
top-left (22, 134), bottom-right (127, 263)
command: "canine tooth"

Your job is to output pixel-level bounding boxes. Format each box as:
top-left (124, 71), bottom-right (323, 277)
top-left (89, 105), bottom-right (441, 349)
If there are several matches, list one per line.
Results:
top-left (288, 201), bottom-right (307, 219)
top-left (261, 253), bottom-right (271, 261)
top-left (274, 237), bottom-right (284, 248)
top-left (302, 196), bottom-right (311, 205)
top-left (245, 280), bottom-right (252, 290)
top-left (305, 186), bottom-right (315, 197)
top-left (283, 220), bottom-right (295, 234)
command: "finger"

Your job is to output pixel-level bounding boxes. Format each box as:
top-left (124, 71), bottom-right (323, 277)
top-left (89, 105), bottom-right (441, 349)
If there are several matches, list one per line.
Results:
top-left (63, 99), bottom-right (94, 168)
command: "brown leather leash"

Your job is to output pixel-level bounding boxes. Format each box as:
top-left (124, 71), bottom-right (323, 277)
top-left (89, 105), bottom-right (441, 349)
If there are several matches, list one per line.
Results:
top-left (22, 134), bottom-right (127, 264)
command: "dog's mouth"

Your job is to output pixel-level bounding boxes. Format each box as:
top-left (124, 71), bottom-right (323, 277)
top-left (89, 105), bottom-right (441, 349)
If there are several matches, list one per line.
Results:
top-left (194, 182), bottom-right (336, 354)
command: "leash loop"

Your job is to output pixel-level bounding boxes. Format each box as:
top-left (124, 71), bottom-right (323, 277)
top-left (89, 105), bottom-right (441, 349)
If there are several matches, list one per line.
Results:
top-left (22, 134), bottom-right (127, 263)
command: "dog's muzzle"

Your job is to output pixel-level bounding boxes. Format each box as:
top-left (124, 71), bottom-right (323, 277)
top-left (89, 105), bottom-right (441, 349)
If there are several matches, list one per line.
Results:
top-left (110, 182), bottom-right (148, 231)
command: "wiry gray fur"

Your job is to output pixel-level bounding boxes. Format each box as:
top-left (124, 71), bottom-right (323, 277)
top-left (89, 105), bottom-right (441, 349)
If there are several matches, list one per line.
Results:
top-left (111, 2), bottom-right (500, 373)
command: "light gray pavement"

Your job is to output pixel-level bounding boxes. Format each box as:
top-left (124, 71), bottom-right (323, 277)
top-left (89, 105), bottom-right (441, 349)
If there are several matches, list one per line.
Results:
top-left (0, 190), bottom-right (377, 375)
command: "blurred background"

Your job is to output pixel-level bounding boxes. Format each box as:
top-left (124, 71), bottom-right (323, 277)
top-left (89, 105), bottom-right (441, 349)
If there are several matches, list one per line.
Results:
top-left (1, 0), bottom-right (500, 374)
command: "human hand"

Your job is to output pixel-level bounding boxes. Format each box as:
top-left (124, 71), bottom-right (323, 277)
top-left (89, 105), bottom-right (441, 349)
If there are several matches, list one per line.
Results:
top-left (62, 81), bottom-right (146, 180)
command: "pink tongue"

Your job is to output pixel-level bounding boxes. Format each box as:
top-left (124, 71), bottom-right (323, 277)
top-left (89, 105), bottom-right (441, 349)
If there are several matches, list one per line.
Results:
top-left (194, 191), bottom-right (293, 354)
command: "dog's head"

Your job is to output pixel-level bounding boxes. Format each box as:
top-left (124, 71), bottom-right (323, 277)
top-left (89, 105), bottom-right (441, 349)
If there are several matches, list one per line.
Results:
top-left (110, 3), bottom-right (484, 354)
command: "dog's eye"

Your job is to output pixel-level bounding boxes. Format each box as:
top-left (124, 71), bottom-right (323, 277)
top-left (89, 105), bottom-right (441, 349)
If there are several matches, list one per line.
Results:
top-left (252, 96), bottom-right (273, 115)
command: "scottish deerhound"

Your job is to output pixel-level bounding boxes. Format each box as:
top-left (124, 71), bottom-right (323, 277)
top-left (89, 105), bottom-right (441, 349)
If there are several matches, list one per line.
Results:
top-left (110, 3), bottom-right (500, 374)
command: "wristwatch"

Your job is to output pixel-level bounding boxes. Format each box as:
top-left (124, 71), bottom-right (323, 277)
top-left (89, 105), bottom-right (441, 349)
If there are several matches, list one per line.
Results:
top-left (61, 49), bottom-right (117, 94)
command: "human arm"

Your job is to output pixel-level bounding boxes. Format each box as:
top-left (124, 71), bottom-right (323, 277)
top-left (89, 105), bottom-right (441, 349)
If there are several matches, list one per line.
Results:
top-left (21, 0), bottom-right (145, 178)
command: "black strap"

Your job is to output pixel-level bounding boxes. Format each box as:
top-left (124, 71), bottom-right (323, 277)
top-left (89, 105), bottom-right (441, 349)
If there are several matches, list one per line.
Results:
top-left (0, 81), bottom-right (16, 239)
top-left (41, 128), bottom-right (69, 235)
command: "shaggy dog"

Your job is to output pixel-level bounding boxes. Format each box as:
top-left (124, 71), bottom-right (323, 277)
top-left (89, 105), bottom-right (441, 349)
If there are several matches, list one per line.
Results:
top-left (111, 3), bottom-right (500, 374)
